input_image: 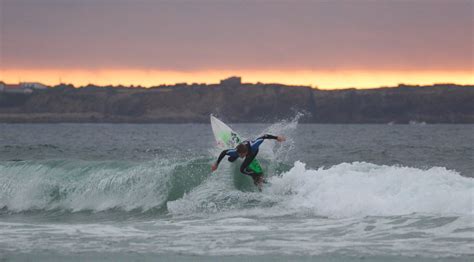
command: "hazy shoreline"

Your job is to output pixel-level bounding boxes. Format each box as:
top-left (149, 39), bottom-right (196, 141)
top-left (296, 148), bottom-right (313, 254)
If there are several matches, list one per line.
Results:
top-left (1, 83), bottom-right (473, 123)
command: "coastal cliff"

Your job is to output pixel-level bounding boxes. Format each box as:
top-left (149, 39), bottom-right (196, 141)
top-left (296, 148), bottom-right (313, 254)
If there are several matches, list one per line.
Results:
top-left (0, 83), bottom-right (472, 123)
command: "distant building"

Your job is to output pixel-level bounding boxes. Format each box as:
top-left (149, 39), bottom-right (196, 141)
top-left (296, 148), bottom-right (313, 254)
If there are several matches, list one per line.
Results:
top-left (0, 82), bottom-right (47, 94)
top-left (220, 76), bottom-right (241, 86)
top-left (21, 82), bottom-right (48, 90)
top-left (1, 83), bottom-right (33, 94)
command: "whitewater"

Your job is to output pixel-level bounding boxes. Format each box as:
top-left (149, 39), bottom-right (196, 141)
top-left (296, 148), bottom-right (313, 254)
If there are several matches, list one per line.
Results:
top-left (0, 122), bottom-right (473, 261)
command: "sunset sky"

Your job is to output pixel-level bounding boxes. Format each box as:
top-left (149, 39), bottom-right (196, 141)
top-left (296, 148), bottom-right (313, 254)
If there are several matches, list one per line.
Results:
top-left (1, 0), bottom-right (472, 89)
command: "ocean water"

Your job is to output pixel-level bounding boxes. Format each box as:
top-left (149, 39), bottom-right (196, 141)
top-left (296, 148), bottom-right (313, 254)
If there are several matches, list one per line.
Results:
top-left (0, 120), bottom-right (473, 261)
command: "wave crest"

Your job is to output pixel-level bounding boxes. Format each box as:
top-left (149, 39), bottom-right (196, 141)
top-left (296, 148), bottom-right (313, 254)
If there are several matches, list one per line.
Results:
top-left (268, 161), bottom-right (474, 217)
top-left (0, 158), bottom-right (210, 213)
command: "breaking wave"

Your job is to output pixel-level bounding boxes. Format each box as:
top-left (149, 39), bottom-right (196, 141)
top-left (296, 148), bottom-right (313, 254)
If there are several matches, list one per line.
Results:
top-left (267, 161), bottom-right (474, 217)
top-left (0, 115), bottom-right (472, 218)
top-left (167, 161), bottom-right (474, 218)
top-left (0, 158), bottom-right (210, 213)
top-left (0, 158), bottom-right (472, 219)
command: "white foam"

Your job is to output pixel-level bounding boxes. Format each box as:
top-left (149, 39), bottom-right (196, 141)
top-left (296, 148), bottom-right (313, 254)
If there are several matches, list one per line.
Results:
top-left (267, 161), bottom-right (474, 218)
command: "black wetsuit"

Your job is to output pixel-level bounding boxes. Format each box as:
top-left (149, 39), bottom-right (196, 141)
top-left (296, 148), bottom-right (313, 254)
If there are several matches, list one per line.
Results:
top-left (215, 134), bottom-right (278, 182)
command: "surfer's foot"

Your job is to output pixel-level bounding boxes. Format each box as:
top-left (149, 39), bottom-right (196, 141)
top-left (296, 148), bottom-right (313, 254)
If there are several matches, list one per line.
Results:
top-left (251, 175), bottom-right (262, 184)
top-left (252, 175), bottom-right (264, 191)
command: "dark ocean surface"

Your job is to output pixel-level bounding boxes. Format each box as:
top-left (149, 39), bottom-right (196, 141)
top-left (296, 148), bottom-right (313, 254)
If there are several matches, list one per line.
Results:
top-left (0, 121), bottom-right (472, 261)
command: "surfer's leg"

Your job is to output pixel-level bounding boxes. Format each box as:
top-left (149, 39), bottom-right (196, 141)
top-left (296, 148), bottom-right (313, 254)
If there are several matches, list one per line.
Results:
top-left (248, 173), bottom-right (264, 192)
top-left (241, 152), bottom-right (265, 190)
top-left (250, 173), bottom-right (264, 185)
top-left (240, 150), bottom-right (257, 175)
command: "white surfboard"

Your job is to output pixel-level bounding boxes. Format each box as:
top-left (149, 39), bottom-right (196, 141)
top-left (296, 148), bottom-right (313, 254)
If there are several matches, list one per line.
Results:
top-left (210, 115), bottom-right (243, 148)
top-left (210, 115), bottom-right (263, 174)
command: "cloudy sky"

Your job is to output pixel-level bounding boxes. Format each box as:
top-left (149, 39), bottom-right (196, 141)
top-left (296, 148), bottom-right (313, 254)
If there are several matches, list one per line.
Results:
top-left (1, 0), bottom-right (472, 88)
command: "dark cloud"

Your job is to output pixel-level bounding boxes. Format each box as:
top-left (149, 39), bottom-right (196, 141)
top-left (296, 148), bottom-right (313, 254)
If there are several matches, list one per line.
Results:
top-left (1, 0), bottom-right (472, 71)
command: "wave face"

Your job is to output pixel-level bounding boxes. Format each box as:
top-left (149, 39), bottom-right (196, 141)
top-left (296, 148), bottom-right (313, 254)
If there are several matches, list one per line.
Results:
top-left (0, 158), bottom-right (210, 213)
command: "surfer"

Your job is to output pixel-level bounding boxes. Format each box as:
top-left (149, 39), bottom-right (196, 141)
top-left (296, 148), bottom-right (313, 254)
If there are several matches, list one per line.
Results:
top-left (211, 134), bottom-right (286, 189)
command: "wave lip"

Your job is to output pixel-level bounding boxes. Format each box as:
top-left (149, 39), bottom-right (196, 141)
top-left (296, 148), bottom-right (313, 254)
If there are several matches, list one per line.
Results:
top-left (0, 159), bottom-right (181, 213)
top-left (268, 161), bottom-right (474, 218)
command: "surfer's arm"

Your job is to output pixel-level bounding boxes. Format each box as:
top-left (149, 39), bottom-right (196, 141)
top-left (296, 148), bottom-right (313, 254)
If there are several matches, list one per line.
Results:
top-left (250, 134), bottom-right (285, 150)
top-left (212, 150), bottom-right (226, 171)
top-left (258, 134), bottom-right (279, 140)
top-left (260, 134), bottom-right (286, 142)
top-left (215, 150), bottom-right (229, 167)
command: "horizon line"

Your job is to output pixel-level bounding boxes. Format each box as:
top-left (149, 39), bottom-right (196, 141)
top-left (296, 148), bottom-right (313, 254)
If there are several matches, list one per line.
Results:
top-left (1, 69), bottom-right (473, 90)
top-left (1, 79), bottom-right (471, 91)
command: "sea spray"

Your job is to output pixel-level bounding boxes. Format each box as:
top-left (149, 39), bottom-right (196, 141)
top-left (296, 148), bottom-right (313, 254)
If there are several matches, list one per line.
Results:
top-left (267, 161), bottom-right (474, 218)
top-left (260, 112), bottom-right (302, 162)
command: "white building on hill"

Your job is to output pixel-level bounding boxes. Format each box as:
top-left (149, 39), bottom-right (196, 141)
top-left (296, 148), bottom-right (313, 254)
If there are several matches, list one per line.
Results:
top-left (0, 83), bottom-right (34, 94)
top-left (21, 82), bottom-right (48, 90)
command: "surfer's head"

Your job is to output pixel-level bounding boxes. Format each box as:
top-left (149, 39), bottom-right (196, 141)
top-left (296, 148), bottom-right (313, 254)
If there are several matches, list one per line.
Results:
top-left (236, 143), bottom-right (248, 158)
